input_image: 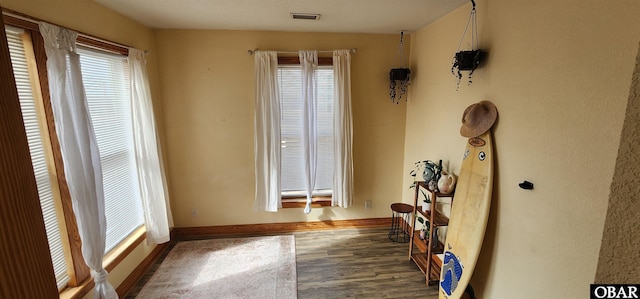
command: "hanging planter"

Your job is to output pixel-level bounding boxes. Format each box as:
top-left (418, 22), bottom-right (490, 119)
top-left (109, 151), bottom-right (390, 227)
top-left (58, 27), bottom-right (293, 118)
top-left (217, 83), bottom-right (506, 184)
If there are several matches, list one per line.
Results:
top-left (454, 50), bottom-right (485, 71)
top-left (390, 68), bottom-right (411, 81)
top-left (389, 32), bottom-right (410, 104)
top-left (452, 0), bottom-right (486, 90)
top-left (390, 68), bottom-right (410, 103)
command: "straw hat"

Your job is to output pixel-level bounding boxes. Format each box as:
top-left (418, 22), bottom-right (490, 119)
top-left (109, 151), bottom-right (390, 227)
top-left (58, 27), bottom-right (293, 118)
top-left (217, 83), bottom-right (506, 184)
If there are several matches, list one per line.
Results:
top-left (460, 101), bottom-right (498, 137)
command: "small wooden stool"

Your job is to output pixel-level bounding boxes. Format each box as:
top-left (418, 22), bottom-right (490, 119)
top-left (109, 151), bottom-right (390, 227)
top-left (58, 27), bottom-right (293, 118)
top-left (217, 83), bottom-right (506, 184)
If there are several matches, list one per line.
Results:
top-left (388, 203), bottom-right (413, 242)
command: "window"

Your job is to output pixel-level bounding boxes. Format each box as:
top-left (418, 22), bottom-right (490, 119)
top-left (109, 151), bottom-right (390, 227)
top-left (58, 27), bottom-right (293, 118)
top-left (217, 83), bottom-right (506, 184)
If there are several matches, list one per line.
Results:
top-left (278, 64), bottom-right (334, 199)
top-left (4, 22), bottom-right (145, 292)
top-left (6, 25), bottom-right (71, 291)
top-left (78, 48), bottom-right (145, 252)
top-left (255, 51), bottom-right (352, 211)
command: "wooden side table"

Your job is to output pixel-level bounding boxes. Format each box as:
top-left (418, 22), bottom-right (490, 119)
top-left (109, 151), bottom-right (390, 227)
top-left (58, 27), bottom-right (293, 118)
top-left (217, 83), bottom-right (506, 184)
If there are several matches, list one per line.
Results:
top-left (388, 203), bottom-right (413, 242)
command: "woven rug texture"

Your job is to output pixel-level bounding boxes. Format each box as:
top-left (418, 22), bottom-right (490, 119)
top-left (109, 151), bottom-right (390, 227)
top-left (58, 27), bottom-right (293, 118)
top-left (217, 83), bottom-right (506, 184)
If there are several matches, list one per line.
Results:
top-left (135, 235), bottom-right (297, 299)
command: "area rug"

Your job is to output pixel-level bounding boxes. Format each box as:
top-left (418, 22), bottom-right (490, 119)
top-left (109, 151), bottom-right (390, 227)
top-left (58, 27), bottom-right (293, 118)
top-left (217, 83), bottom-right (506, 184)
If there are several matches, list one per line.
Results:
top-left (135, 235), bottom-right (297, 298)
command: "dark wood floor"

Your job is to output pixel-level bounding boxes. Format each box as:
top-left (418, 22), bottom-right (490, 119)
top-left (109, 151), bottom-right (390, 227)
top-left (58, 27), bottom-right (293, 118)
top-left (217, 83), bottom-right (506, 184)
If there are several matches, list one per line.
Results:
top-left (125, 227), bottom-right (439, 298)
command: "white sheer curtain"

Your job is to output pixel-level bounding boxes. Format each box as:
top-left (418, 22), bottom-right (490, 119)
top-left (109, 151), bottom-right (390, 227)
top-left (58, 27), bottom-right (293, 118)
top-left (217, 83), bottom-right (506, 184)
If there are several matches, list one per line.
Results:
top-left (254, 51), bottom-right (282, 212)
top-left (128, 49), bottom-right (173, 244)
top-left (38, 22), bottom-right (117, 299)
top-left (332, 50), bottom-right (354, 207)
top-left (299, 50), bottom-right (318, 214)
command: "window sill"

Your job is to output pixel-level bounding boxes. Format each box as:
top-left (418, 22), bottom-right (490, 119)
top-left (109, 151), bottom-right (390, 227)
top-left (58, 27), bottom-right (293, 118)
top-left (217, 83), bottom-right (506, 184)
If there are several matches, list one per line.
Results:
top-left (59, 226), bottom-right (146, 299)
top-left (281, 196), bottom-right (332, 208)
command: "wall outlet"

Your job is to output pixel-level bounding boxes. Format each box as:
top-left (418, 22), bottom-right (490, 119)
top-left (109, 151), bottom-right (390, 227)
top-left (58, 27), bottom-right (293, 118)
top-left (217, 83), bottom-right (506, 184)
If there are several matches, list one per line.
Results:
top-left (364, 200), bottom-right (372, 210)
top-left (191, 208), bottom-right (198, 217)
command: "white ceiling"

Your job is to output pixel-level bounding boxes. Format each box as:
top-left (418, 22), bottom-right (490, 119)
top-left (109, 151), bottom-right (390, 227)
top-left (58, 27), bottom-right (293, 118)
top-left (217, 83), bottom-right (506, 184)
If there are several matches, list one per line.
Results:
top-left (93, 0), bottom-right (469, 34)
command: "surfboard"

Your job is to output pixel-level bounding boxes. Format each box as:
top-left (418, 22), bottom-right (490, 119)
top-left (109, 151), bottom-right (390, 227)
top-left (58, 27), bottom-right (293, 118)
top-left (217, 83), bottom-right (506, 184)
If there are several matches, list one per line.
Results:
top-left (439, 130), bottom-right (493, 299)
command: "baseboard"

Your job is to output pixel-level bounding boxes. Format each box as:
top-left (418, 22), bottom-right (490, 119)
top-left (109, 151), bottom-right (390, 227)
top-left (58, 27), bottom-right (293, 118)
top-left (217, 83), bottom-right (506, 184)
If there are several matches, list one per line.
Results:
top-left (174, 217), bottom-right (392, 239)
top-left (115, 239), bottom-right (172, 297)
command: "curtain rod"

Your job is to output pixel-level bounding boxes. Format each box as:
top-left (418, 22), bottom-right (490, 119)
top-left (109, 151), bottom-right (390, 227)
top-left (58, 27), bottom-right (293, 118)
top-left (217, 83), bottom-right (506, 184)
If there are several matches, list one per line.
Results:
top-left (2, 8), bottom-right (132, 56)
top-left (247, 48), bottom-right (357, 55)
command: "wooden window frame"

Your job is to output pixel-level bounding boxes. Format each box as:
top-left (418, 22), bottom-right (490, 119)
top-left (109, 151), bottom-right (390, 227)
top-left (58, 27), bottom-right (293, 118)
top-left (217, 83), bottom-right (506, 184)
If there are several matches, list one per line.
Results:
top-left (3, 10), bottom-right (144, 298)
top-left (17, 26), bottom-right (90, 290)
top-left (278, 56), bottom-right (333, 65)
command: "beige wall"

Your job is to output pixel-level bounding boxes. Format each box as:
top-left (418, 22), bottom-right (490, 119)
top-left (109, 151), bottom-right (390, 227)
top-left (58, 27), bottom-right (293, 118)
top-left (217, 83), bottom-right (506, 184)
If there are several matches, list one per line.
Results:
top-left (154, 29), bottom-right (408, 227)
top-left (406, 0), bottom-right (640, 298)
top-left (1, 0), bottom-right (163, 296)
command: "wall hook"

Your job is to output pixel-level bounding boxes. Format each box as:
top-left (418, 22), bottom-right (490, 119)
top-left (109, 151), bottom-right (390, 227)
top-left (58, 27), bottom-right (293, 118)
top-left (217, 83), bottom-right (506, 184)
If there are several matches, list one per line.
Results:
top-left (519, 180), bottom-right (534, 190)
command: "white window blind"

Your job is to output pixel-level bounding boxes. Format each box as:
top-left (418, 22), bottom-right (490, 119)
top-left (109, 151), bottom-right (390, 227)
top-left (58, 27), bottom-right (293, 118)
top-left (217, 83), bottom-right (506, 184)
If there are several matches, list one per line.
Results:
top-left (77, 48), bottom-right (144, 253)
top-left (5, 26), bottom-right (70, 290)
top-left (278, 66), bottom-right (334, 196)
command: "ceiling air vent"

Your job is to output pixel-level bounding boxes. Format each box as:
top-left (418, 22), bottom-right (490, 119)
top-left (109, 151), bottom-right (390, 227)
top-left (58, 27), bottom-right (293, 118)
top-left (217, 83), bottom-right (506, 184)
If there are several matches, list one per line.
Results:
top-left (291, 13), bottom-right (321, 21)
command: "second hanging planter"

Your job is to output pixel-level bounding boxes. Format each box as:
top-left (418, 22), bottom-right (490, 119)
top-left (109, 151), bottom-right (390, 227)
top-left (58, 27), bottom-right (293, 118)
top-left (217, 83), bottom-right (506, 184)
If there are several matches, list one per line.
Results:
top-left (451, 0), bottom-right (487, 89)
top-left (454, 50), bottom-right (485, 71)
